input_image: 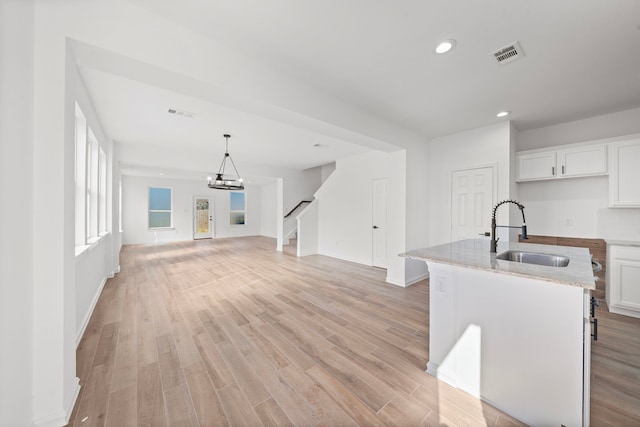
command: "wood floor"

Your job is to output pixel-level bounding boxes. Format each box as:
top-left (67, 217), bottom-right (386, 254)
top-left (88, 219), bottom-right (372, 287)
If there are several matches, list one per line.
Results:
top-left (67, 236), bottom-right (640, 426)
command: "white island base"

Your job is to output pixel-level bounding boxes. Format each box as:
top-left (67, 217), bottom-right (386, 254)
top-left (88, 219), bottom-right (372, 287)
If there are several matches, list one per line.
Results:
top-left (403, 240), bottom-right (594, 427)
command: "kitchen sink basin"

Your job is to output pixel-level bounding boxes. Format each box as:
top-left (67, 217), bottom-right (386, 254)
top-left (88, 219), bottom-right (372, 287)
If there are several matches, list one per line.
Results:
top-left (496, 250), bottom-right (570, 267)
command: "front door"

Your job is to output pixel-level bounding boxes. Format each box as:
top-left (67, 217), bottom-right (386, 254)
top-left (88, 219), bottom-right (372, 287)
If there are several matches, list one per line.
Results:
top-left (194, 197), bottom-right (213, 239)
top-left (451, 167), bottom-right (494, 241)
top-left (372, 178), bottom-right (389, 268)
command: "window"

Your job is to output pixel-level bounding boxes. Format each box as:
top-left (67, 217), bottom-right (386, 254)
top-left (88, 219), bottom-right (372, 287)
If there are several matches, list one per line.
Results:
top-left (99, 147), bottom-right (107, 234)
top-left (230, 191), bottom-right (246, 225)
top-left (75, 102), bottom-right (110, 252)
top-left (75, 105), bottom-right (87, 247)
top-left (149, 187), bottom-right (173, 229)
top-left (87, 132), bottom-right (99, 241)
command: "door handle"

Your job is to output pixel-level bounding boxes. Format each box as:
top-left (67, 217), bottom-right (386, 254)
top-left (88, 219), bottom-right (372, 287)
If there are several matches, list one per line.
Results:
top-left (373, 225), bottom-right (379, 229)
top-left (479, 232), bottom-right (490, 236)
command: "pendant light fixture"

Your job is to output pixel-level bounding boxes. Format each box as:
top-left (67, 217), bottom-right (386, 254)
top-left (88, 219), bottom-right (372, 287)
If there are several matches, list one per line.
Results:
top-left (207, 134), bottom-right (244, 190)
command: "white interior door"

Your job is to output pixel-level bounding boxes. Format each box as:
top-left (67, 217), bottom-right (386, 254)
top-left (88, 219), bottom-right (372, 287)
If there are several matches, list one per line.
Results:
top-left (194, 197), bottom-right (213, 239)
top-left (451, 167), bottom-right (494, 241)
top-left (372, 178), bottom-right (389, 268)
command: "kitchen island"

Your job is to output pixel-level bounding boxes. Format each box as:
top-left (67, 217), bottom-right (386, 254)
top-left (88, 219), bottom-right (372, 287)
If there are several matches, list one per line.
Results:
top-left (401, 239), bottom-right (595, 427)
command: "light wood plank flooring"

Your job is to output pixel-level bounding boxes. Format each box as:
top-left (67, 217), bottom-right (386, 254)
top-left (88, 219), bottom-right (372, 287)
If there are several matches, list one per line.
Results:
top-left (67, 236), bottom-right (640, 426)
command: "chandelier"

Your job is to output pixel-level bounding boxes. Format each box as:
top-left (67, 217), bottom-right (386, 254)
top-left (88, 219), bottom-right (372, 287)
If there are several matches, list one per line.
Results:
top-left (207, 134), bottom-right (244, 190)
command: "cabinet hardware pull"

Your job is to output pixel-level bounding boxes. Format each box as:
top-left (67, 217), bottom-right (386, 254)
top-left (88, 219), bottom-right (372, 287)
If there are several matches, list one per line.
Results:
top-left (591, 318), bottom-right (598, 341)
top-left (562, 165), bottom-right (565, 174)
top-left (552, 166), bottom-right (555, 175)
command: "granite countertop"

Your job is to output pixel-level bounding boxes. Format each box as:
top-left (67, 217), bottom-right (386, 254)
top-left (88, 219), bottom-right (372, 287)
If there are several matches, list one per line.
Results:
top-left (400, 239), bottom-right (596, 289)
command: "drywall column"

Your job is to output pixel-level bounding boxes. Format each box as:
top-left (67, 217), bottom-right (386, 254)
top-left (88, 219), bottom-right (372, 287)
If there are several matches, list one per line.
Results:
top-left (296, 200), bottom-right (319, 256)
top-left (31, 12), bottom-right (80, 426)
top-left (276, 178), bottom-right (284, 251)
top-left (0, 1), bottom-right (35, 425)
top-left (403, 143), bottom-right (430, 284)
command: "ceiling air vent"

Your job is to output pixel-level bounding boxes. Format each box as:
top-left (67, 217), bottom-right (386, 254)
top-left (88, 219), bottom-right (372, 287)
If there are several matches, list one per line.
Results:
top-left (491, 41), bottom-right (524, 65)
top-left (167, 108), bottom-right (195, 118)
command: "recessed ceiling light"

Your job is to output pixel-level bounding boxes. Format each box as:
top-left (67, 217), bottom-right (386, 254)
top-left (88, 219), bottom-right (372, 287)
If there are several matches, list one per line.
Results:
top-left (159, 172), bottom-right (165, 176)
top-left (496, 111), bottom-right (511, 118)
top-left (435, 39), bottom-right (457, 54)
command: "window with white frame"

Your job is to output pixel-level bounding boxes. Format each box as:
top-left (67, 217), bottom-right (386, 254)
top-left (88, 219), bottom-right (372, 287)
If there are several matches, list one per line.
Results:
top-left (99, 147), bottom-right (107, 234)
top-left (229, 191), bottom-right (246, 225)
top-left (75, 102), bottom-right (109, 251)
top-left (87, 132), bottom-right (99, 241)
top-left (75, 104), bottom-right (87, 247)
top-left (148, 187), bottom-right (173, 229)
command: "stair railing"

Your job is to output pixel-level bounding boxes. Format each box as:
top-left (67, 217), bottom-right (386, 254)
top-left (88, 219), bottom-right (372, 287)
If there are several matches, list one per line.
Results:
top-left (284, 200), bottom-right (312, 219)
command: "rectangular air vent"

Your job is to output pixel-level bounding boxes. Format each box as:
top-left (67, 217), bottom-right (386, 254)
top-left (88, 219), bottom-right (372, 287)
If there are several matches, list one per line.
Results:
top-left (167, 108), bottom-right (195, 118)
top-left (491, 41), bottom-right (524, 65)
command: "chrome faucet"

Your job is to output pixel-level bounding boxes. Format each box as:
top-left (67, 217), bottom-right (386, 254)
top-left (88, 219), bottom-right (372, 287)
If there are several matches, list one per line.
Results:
top-left (491, 200), bottom-right (528, 253)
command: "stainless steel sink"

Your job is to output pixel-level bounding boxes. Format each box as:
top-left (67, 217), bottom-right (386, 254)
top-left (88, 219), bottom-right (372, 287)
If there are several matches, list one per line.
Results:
top-left (496, 250), bottom-right (570, 267)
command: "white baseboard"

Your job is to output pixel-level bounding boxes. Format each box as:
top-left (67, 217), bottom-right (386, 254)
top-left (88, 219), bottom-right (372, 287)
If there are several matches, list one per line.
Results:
top-left (33, 378), bottom-right (80, 427)
top-left (297, 250), bottom-right (318, 257)
top-left (426, 360), bottom-right (438, 376)
top-left (386, 271), bottom-right (430, 287)
top-left (426, 361), bottom-right (457, 389)
top-left (385, 276), bottom-right (408, 287)
top-left (405, 272), bottom-right (430, 286)
top-left (76, 276), bottom-right (108, 348)
top-left (64, 378), bottom-right (81, 424)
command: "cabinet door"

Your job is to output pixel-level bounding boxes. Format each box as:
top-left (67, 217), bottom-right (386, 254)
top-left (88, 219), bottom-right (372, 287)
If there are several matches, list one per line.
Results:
top-left (557, 144), bottom-right (607, 178)
top-left (516, 151), bottom-right (556, 181)
top-left (608, 245), bottom-right (640, 319)
top-left (609, 138), bottom-right (640, 207)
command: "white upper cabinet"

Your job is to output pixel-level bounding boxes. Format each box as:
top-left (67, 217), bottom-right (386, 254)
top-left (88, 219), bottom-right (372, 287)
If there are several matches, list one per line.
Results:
top-left (557, 144), bottom-right (607, 178)
top-left (516, 151), bottom-right (557, 181)
top-left (516, 142), bottom-right (608, 182)
top-left (609, 138), bottom-right (640, 207)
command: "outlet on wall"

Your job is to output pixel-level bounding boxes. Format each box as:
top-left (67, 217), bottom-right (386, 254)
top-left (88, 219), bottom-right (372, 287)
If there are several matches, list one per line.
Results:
top-left (565, 218), bottom-right (573, 226)
top-left (436, 276), bottom-right (448, 293)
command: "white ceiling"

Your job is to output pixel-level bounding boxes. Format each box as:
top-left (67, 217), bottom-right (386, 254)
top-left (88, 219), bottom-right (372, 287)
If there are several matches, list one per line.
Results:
top-left (79, 0), bottom-right (640, 177)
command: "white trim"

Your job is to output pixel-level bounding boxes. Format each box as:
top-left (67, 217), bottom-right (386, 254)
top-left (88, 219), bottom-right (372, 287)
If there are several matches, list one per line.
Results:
top-left (297, 250), bottom-right (317, 257)
top-left (76, 276), bottom-right (108, 348)
top-left (385, 276), bottom-right (408, 287)
top-left (386, 271), bottom-right (429, 287)
top-left (75, 231), bottom-right (110, 258)
top-left (405, 272), bottom-right (430, 286)
top-left (32, 378), bottom-right (80, 427)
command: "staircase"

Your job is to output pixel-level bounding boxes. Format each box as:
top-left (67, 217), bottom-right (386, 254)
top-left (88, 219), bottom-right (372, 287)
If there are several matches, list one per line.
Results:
top-left (283, 200), bottom-right (311, 246)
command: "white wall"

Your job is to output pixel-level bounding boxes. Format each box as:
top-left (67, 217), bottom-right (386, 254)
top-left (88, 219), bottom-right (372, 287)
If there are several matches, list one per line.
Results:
top-left (517, 176), bottom-right (610, 238)
top-left (317, 150), bottom-right (407, 284)
top-left (260, 182), bottom-right (278, 238)
top-left (75, 238), bottom-right (111, 343)
top-left (297, 200), bottom-right (319, 256)
top-left (428, 122), bottom-right (513, 246)
top-left (517, 107), bottom-right (640, 151)
top-left (403, 142), bottom-right (430, 284)
top-left (320, 162), bottom-right (336, 182)
top-left (73, 62), bottom-right (118, 346)
top-left (517, 108), bottom-right (640, 241)
top-left (122, 175), bottom-right (266, 244)
top-left (0, 1), bottom-right (35, 425)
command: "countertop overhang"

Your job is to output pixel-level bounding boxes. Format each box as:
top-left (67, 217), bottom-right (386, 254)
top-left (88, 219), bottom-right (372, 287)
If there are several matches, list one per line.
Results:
top-left (400, 239), bottom-right (596, 289)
